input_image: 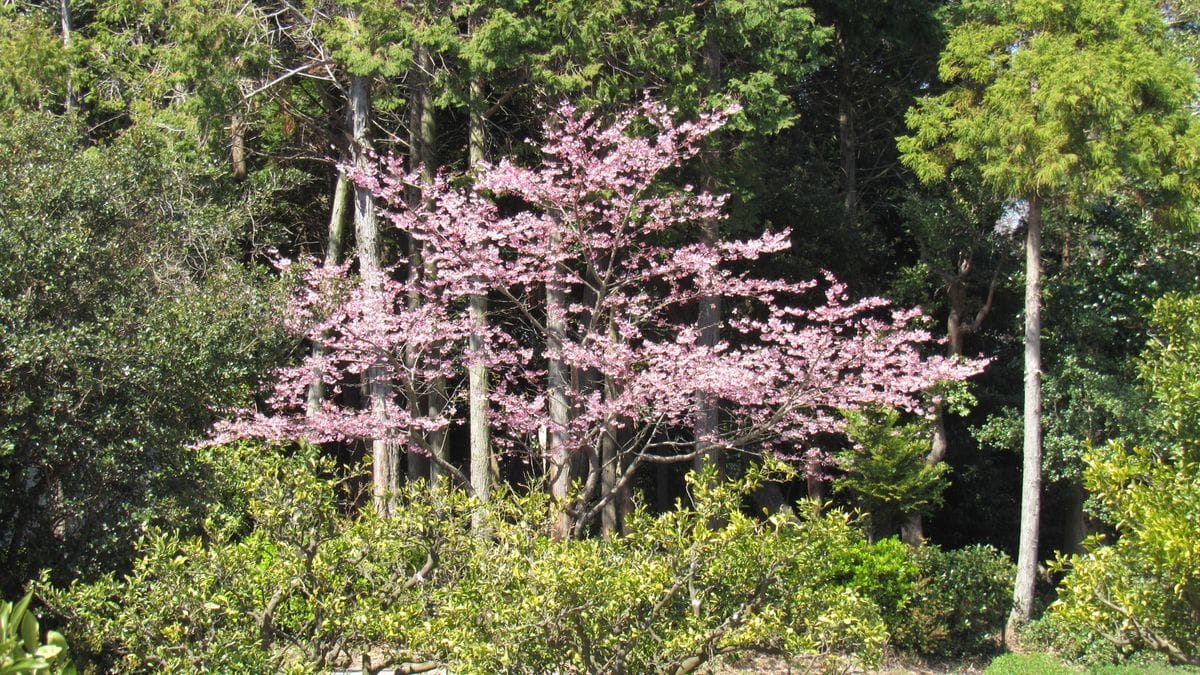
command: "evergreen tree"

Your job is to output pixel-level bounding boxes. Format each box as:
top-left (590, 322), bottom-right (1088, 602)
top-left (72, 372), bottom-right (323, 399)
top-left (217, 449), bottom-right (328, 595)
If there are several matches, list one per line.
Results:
top-left (900, 0), bottom-right (1200, 630)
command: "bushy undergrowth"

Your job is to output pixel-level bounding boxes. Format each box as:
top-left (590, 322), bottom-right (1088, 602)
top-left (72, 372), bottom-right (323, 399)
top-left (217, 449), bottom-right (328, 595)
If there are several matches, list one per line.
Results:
top-left (41, 443), bottom-right (1008, 673)
top-left (892, 544), bottom-right (1013, 656)
top-left (1027, 295), bottom-right (1200, 668)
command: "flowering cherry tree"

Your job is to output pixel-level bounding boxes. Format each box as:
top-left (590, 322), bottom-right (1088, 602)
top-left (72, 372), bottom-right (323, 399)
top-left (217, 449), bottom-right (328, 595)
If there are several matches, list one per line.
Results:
top-left (215, 99), bottom-right (984, 537)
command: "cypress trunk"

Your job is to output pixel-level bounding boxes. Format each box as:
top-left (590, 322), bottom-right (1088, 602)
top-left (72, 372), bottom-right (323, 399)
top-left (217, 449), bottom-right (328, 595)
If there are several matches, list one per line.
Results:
top-left (1010, 196), bottom-right (1044, 631)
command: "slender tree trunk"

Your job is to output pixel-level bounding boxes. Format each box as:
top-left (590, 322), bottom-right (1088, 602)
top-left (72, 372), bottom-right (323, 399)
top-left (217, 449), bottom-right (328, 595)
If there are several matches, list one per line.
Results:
top-left (406, 44), bottom-right (440, 484)
top-left (837, 42), bottom-right (858, 229)
top-left (60, 0), bottom-right (76, 114)
top-left (547, 234), bottom-right (573, 540)
top-left (467, 67), bottom-right (493, 518)
top-left (1062, 480), bottom-right (1088, 555)
top-left (902, 282), bottom-right (963, 545)
top-left (601, 323), bottom-right (628, 537)
top-left (231, 110), bottom-right (248, 180)
top-left (903, 259), bottom-right (998, 545)
top-left (350, 73), bottom-right (399, 517)
top-left (1010, 196), bottom-right (1044, 632)
top-left (693, 30), bottom-right (723, 477)
top-left (306, 173), bottom-right (351, 416)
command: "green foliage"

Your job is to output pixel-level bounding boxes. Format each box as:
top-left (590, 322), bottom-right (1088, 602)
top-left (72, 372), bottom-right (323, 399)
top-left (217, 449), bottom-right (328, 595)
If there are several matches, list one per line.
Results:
top-left (1046, 295), bottom-right (1200, 665)
top-left (41, 442), bottom-right (443, 672)
top-left (44, 452), bottom-right (900, 672)
top-left (0, 6), bottom-right (71, 112)
top-left (900, 0), bottom-right (1200, 223)
top-left (894, 544), bottom-right (1014, 656)
top-left (0, 111), bottom-right (291, 590)
top-left (1, 592), bottom-right (73, 675)
top-left (1020, 612), bottom-right (1127, 666)
top-left (985, 652), bottom-right (1078, 675)
top-left (826, 537), bottom-right (919, 637)
top-left (1140, 295), bottom-right (1200, 458)
top-left (836, 406), bottom-right (949, 540)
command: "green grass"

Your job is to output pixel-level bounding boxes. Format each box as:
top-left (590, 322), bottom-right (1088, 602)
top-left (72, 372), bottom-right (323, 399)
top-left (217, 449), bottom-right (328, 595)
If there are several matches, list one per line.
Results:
top-left (984, 652), bottom-right (1200, 675)
top-left (984, 653), bottom-right (1078, 674)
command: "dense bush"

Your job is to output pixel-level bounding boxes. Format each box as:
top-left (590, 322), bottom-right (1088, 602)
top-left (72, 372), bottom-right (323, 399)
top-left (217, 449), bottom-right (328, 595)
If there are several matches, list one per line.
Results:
top-left (891, 544), bottom-right (1013, 656)
top-left (0, 111), bottom-right (292, 591)
top-left (44, 447), bottom-right (902, 673)
top-left (1043, 295), bottom-right (1200, 666)
top-left (827, 536), bottom-right (919, 636)
top-left (42, 439), bottom-right (1025, 671)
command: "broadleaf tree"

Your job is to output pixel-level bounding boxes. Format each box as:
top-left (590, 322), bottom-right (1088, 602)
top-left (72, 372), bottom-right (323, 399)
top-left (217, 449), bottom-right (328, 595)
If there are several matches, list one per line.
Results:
top-left (217, 99), bottom-right (985, 540)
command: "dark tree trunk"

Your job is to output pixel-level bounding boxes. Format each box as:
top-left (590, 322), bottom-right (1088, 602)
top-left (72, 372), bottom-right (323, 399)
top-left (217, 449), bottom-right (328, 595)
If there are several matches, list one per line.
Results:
top-left (693, 30), bottom-right (723, 478)
top-left (306, 173), bottom-right (351, 416)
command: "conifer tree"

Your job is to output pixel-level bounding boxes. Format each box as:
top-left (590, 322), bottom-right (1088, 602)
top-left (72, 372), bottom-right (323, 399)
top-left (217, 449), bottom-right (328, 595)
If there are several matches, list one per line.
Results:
top-left (900, 0), bottom-right (1200, 631)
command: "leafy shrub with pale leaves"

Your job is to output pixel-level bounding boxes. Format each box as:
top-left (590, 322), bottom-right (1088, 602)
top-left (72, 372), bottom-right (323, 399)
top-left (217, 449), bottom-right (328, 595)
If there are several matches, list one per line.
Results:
top-left (41, 445), bottom-right (904, 673)
top-left (1044, 295), bottom-right (1200, 666)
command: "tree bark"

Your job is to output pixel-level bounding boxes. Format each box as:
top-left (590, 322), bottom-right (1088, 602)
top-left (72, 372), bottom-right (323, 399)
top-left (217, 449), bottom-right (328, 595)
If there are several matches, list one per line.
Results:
top-left (231, 109), bottom-right (248, 180)
top-left (837, 37), bottom-right (858, 230)
top-left (693, 30), bottom-right (723, 478)
top-left (306, 173), bottom-right (351, 416)
top-left (600, 323), bottom-right (629, 537)
top-left (1010, 195), bottom-right (1043, 632)
top-left (405, 43), bottom-right (440, 484)
top-left (903, 260), bottom-right (999, 545)
top-left (467, 65), bottom-right (492, 520)
top-left (1062, 480), bottom-right (1088, 556)
top-left (546, 231), bottom-right (573, 540)
top-left (60, 0), bottom-right (77, 114)
top-left (349, 72), bottom-right (399, 517)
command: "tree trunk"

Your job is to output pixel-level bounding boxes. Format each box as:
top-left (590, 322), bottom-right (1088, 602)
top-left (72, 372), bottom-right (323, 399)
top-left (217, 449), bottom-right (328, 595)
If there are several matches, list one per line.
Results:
top-left (406, 44), bottom-right (440, 484)
top-left (601, 324), bottom-right (628, 537)
top-left (306, 173), bottom-right (351, 416)
top-left (60, 0), bottom-right (77, 113)
top-left (350, 73), bottom-right (399, 517)
top-left (231, 110), bottom-right (248, 180)
top-left (837, 41), bottom-right (858, 229)
top-left (1010, 196), bottom-right (1043, 632)
top-left (693, 30), bottom-right (723, 478)
top-left (546, 234), bottom-right (573, 540)
top-left (467, 69), bottom-right (492, 519)
top-left (904, 259), bottom-right (998, 545)
top-left (902, 280), bottom-right (963, 544)
top-left (1062, 480), bottom-right (1088, 556)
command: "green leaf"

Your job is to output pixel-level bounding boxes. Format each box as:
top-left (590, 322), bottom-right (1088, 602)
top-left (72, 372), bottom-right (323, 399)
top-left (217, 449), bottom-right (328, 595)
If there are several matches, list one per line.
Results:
top-left (33, 644), bottom-right (61, 659)
top-left (18, 611), bottom-right (38, 654)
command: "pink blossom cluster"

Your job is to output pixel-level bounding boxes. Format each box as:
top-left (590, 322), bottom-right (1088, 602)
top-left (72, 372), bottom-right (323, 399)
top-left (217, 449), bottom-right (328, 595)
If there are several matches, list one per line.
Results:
top-left (213, 99), bottom-right (985, 476)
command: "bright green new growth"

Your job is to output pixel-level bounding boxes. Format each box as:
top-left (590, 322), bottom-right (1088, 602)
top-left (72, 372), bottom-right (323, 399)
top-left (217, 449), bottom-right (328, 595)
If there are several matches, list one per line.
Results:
top-left (837, 406), bottom-right (949, 541)
top-left (1048, 295), bottom-right (1200, 665)
top-left (899, 0), bottom-right (1199, 215)
top-left (1, 591), bottom-right (73, 675)
top-left (42, 444), bottom-right (1011, 672)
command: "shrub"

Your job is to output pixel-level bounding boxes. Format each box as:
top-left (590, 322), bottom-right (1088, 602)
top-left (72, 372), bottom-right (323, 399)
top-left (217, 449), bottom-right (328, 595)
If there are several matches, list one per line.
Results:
top-left (827, 536), bottom-right (919, 635)
top-left (43, 451), bottom-right (895, 673)
top-left (1046, 295), bottom-right (1200, 666)
top-left (835, 406), bottom-right (950, 541)
top-left (892, 544), bottom-right (1013, 656)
